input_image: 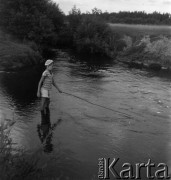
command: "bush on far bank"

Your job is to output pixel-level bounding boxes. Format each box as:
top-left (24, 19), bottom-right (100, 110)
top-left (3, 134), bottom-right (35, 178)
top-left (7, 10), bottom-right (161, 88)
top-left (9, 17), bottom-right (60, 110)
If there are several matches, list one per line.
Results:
top-left (67, 11), bottom-right (126, 57)
top-left (119, 35), bottom-right (171, 69)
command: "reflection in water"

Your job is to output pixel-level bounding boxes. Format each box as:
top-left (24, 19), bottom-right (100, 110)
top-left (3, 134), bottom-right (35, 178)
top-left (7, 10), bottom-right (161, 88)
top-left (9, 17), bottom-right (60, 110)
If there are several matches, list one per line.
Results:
top-left (37, 109), bottom-right (62, 153)
top-left (0, 50), bottom-right (171, 179)
top-left (0, 67), bottom-right (43, 116)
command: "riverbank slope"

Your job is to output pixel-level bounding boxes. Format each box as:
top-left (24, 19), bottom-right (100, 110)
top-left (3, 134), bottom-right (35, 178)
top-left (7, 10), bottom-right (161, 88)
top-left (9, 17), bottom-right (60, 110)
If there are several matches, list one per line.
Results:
top-left (0, 31), bottom-right (42, 71)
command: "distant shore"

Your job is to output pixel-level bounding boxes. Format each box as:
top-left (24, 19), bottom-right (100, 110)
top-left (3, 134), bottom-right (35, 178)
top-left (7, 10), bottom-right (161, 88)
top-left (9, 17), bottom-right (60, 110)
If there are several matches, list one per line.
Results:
top-left (1, 23), bottom-right (171, 72)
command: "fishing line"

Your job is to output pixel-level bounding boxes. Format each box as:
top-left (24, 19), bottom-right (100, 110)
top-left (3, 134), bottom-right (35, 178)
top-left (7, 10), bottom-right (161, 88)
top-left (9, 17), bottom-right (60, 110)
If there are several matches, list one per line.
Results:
top-left (61, 91), bottom-right (132, 119)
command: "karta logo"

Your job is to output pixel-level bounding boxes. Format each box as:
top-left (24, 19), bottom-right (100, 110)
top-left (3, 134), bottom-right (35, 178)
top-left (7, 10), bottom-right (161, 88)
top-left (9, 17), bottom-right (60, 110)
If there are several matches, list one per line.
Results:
top-left (98, 158), bottom-right (170, 179)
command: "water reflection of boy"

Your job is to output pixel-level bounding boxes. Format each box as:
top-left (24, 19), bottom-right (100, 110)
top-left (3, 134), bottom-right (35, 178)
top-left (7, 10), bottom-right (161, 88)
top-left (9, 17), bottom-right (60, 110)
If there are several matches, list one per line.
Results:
top-left (37, 110), bottom-right (62, 153)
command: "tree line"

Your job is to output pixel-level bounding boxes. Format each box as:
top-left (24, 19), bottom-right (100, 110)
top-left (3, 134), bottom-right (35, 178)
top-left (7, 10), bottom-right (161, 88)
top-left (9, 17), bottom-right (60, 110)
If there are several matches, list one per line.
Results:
top-left (0, 0), bottom-right (170, 59)
top-left (82, 9), bottom-right (171, 25)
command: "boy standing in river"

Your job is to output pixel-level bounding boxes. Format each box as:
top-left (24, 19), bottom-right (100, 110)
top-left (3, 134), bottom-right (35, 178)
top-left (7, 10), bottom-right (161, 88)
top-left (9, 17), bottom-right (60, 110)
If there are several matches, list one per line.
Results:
top-left (37, 59), bottom-right (62, 114)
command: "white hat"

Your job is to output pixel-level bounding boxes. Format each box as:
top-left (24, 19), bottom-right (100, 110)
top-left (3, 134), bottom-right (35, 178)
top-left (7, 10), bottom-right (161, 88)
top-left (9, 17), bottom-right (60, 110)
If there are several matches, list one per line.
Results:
top-left (45, 59), bottom-right (53, 66)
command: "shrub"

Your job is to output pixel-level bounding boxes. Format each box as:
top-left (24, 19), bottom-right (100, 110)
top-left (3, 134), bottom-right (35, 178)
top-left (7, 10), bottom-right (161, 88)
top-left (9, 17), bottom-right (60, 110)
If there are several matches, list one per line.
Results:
top-left (73, 16), bottom-right (125, 57)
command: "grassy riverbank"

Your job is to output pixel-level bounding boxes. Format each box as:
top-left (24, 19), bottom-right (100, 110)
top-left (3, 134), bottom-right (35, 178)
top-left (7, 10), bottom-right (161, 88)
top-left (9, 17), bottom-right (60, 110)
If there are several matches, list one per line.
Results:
top-left (0, 31), bottom-right (42, 71)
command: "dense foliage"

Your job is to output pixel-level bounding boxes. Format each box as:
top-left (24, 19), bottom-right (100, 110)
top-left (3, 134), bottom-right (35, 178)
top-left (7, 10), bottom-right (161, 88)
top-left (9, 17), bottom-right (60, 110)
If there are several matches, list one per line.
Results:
top-left (67, 7), bottom-right (126, 57)
top-left (0, 0), bottom-right (64, 46)
top-left (75, 17), bottom-right (125, 55)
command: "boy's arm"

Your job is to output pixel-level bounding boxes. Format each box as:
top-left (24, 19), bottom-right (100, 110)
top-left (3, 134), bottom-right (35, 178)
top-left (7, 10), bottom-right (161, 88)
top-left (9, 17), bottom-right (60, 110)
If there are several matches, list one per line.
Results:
top-left (37, 76), bottom-right (45, 97)
top-left (52, 77), bottom-right (62, 93)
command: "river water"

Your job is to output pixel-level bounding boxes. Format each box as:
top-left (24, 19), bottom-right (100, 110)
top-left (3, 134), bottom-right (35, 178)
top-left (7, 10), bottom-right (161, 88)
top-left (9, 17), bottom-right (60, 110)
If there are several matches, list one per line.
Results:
top-left (0, 50), bottom-right (171, 179)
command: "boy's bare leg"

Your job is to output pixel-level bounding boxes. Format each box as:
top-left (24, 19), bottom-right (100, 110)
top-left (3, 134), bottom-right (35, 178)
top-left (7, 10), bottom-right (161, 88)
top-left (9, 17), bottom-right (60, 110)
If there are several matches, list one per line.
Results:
top-left (41, 97), bottom-right (46, 113)
top-left (45, 98), bottom-right (50, 114)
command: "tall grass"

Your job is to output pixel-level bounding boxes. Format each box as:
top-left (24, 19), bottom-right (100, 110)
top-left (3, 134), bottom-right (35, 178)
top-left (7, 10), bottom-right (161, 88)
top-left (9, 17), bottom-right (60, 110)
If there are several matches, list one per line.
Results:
top-left (0, 111), bottom-right (44, 180)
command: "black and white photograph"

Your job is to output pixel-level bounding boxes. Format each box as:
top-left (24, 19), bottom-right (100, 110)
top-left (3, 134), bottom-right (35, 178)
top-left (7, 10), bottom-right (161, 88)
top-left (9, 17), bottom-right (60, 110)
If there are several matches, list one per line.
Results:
top-left (0, 0), bottom-right (171, 179)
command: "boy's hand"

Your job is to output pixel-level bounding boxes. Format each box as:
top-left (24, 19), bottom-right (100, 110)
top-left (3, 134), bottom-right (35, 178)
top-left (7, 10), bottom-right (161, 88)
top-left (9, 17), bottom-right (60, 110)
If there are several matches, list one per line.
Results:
top-left (37, 91), bottom-right (40, 97)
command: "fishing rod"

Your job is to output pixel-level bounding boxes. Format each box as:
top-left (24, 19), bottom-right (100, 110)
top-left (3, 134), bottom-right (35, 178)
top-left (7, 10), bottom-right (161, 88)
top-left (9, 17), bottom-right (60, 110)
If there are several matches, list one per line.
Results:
top-left (61, 91), bottom-right (132, 119)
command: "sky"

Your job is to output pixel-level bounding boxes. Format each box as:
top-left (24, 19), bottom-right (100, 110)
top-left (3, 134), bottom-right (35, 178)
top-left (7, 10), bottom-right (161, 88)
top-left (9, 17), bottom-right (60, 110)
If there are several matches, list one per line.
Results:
top-left (53, 0), bottom-right (171, 15)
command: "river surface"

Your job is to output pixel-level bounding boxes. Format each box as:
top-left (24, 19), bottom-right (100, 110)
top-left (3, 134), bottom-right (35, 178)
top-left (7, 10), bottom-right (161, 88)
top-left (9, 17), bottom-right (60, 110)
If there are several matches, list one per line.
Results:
top-left (0, 50), bottom-right (171, 179)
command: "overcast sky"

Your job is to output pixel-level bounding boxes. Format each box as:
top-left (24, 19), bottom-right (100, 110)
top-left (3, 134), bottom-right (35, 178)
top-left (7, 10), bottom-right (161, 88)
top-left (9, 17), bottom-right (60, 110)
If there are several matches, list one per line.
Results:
top-left (54, 0), bottom-right (171, 14)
